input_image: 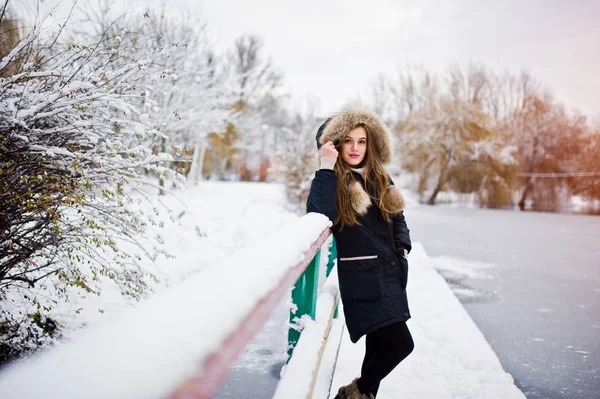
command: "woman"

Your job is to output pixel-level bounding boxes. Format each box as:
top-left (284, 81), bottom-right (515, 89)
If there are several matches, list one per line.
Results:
top-left (306, 106), bottom-right (414, 399)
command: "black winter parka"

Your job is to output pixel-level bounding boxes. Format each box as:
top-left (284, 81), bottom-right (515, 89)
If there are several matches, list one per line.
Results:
top-left (307, 169), bottom-right (412, 343)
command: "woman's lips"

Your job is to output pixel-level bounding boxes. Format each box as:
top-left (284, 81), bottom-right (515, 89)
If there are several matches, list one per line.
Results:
top-left (349, 154), bottom-right (360, 158)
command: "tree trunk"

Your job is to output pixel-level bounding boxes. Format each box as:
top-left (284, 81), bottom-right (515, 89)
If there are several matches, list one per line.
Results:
top-left (518, 137), bottom-right (539, 211)
top-left (187, 143), bottom-right (206, 185)
top-left (518, 177), bottom-right (533, 211)
top-left (427, 154), bottom-right (450, 205)
top-left (427, 179), bottom-right (442, 205)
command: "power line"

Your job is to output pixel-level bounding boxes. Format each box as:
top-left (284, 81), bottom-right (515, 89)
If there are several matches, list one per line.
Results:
top-left (519, 172), bottom-right (600, 177)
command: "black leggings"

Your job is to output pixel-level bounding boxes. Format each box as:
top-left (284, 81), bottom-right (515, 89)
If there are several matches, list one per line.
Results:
top-left (357, 321), bottom-right (414, 397)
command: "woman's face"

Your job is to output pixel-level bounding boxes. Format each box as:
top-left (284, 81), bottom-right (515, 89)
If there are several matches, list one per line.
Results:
top-left (340, 126), bottom-right (367, 167)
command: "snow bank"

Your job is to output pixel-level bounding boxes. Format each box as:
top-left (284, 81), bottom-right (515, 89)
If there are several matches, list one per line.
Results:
top-left (0, 213), bottom-right (331, 399)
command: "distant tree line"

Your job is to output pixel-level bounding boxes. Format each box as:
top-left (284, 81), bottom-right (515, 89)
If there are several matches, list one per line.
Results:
top-left (369, 65), bottom-right (600, 213)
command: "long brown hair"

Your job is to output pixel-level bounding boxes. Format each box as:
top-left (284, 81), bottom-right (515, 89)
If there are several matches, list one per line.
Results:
top-left (333, 123), bottom-right (395, 228)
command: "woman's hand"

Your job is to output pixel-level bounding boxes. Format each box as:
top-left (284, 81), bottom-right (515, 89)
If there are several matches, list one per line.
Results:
top-left (319, 140), bottom-right (338, 170)
top-left (320, 140), bottom-right (338, 158)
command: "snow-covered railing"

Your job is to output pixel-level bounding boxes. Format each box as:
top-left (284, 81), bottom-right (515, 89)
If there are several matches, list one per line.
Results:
top-left (275, 264), bottom-right (342, 399)
top-left (287, 232), bottom-right (338, 356)
top-left (0, 213), bottom-right (333, 399)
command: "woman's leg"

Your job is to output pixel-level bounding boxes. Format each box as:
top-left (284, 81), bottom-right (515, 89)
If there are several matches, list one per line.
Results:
top-left (357, 321), bottom-right (414, 397)
top-left (360, 335), bottom-right (379, 394)
top-left (360, 336), bottom-right (377, 374)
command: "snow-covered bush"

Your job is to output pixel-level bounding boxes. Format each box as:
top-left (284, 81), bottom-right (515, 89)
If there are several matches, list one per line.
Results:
top-left (0, 10), bottom-right (183, 362)
top-left (114, 9), bottom-right (233, 184)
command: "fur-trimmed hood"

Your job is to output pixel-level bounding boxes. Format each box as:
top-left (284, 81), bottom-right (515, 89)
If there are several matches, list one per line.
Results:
top-left (317, 105), bottom-right (394, 164)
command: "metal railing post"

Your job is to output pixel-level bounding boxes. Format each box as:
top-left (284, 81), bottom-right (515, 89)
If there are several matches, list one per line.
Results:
top-left (287, 249), bottom-right (320, 359)
top-left (325, 236), bottom-right (339, 319)
top-left (325, 236), bottom-right (337, 277)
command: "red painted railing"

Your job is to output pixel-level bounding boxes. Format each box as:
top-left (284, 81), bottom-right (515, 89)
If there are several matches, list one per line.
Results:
top-left (168, 226), bottom-right (332, 399)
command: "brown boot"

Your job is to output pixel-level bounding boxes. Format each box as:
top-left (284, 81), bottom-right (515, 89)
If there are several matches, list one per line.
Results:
top-left (334, 378), bottom-right (374, 399)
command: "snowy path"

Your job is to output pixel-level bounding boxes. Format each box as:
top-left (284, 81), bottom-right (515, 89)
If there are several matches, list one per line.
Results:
top-left (325, 243), bottom-right (526, 399)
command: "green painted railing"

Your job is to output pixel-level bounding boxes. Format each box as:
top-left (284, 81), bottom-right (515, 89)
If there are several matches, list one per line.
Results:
top-left (287, 236), bottom-right (338, 358)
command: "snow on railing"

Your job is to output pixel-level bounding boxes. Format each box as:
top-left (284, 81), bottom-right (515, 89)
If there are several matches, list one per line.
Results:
top-left (0, 213), bottom-right (332, 399)
top-left (274, 267), bottom-right (343, 399)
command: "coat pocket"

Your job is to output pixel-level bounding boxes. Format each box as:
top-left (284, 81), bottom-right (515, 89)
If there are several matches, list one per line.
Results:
top-left (338, 255), bottom-right (385, 301)
top-left (339, 255), bottom-right (378, 265)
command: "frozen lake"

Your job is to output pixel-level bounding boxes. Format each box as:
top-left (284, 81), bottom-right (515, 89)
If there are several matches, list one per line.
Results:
top-left (215, 205), bottom-right (599, 399)
top-left (408, 206), bottom-right (600, 399)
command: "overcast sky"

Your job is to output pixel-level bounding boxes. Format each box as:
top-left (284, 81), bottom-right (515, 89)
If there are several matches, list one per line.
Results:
top-left (162, 0), bottom-right (598, 118)
top-left (21, 0), bottom-right (600, 117)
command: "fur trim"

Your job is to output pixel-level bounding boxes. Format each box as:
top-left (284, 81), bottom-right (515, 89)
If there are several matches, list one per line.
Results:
top-left (385, 185), bottom-right (406, 213)
top-left (319, 105), bottom-right (394, 164)
top-left (349, 181), bottom-right (371, 215)
top-left (348, 182), bottom-right (406, 216)
top-left (335, 378), bottom-right (374, 399)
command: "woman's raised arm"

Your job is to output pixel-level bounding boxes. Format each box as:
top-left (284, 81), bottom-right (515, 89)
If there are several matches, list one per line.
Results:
top-left (306, 169), bottom-right (337, 222)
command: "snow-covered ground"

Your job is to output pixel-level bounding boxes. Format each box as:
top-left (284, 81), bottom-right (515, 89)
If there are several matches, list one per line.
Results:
top-left (3, 180), bottom-right (593, 398)
top-left (46, 181), bottom-right (300, 339)
top-left (0, 181), bottom-right (316, 398)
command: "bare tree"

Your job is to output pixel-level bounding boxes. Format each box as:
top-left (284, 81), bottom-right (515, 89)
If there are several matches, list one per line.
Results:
top-left (484, 70), bottom-right (538, 121)
top-left (392, 65), bottom-right (439, 119)
top-left (511, 93), bottom-right (587, 211)
top-left (226, 34), bottom-right (284, 181)
top-left (399, 97), bottom-right (512, 205)
top-left (229, 35), bottom-right (283, 106)
top-left (573, 127), bottom-right (600, 211)
top-left (370, 73), bottom-right (395, 122)
top-left (0, 3), bottom-right (22, 77)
